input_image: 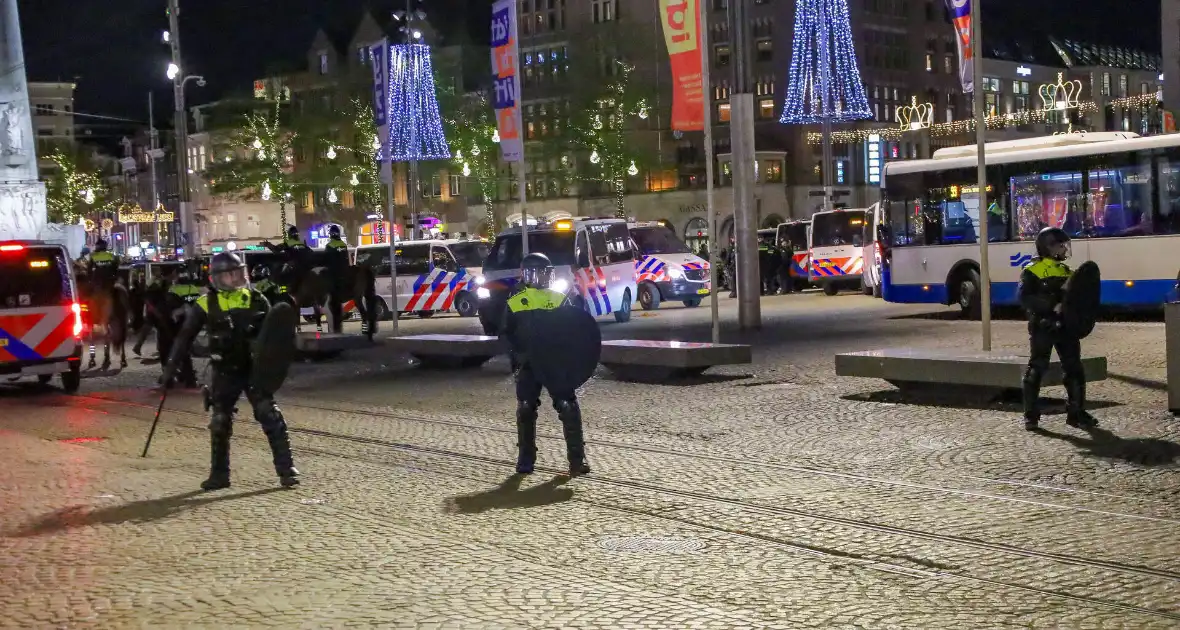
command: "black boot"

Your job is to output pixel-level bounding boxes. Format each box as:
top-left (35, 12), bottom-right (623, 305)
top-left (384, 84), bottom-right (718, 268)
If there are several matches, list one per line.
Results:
top-left (201, 431), bottom-right (231, 491)
top-left (1064, 377), bottom-right (1097, 428)
top-left (260, 411), bottom-right (299, 487)
top-left (1021, 367), bottom-right (1041, 430)
top-left (515, 402), bottom-right (538, 474)
top-left (556, 399), bottom-right (590, 476)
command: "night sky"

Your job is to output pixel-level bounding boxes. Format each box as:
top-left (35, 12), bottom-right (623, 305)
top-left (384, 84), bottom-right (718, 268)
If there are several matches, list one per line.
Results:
top-left (17, 0), bottom-right (1161, 139)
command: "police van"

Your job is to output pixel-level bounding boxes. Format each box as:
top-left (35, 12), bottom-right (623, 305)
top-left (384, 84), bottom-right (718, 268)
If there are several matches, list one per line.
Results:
top-left (355, 238), bottom-right (487, 319)
top-left (628, 221), bottom-right (710, 310)
top-left (808, 207), bottom-right (869, 296)
top-left (775, 219), bottom-right (812, 292)
top-left (476, 218), bottom-right (637, 334)
top-left (0, 241), bottom-right (85, 393)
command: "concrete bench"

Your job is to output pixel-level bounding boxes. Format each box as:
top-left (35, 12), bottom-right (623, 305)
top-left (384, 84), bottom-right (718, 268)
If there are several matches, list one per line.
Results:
top-left (387, 334), bottom-right (507, 369)
top-left (836, 347), bottom-right (1108, 399)
top-left (295, 332), bottom-right (376, 360)
top-left (1167, 303), bottom-right (1179, 415)
top-left (599, 340), bottom-right (752, 382)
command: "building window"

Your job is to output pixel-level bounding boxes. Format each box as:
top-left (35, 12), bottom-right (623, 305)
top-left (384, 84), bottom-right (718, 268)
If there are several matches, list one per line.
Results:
top-left (715, 44), bottom-right (731, 66)
top-left (318, 52), bottom-right (329, 75)
top-left (982, 77), bottom-right (1001, 92)
top-left (755, 39), bottom-right (772, 63)
top-left (1102, 72), bottom-right (1111, 96)
top-left (592, 0), bottom-right (615, 23)
top-left (357, 47), bottom-right (370, 65)
top-left (943, 55), bottom-right (953, 74)
top-left (34, 103), bottom-right (55, 116)
top-left (758, 98), bottom-right (775, 119)
top-left (1142, 82), bottom-right (1150, 95)
top-left (925, 53), bottom-right (933, 72)
top-left (449, 175), bottom-right (462, 197)
top-left (764, 160), bottom-right (783, 183)
top-left (1013, 80), bottom-right (1030, 112)
top-left (1119, 74), bottom-right (1128, 98)
top-left (717, 102), bottom-right (731, 123)
top-left (37, 128), bottom-right (52, 137)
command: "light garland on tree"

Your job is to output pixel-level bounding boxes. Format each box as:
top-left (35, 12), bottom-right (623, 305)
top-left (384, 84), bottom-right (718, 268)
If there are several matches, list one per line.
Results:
top-left (45, 149), bottom-right (107, 224)
top-left (780, 0), bottom-right (872, 124)
top-left (386, 43), bottom-right (451, 161)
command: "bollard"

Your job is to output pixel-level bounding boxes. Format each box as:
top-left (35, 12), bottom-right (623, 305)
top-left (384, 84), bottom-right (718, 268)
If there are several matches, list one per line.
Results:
top-left (1170, 272), bottom-right (1180, 415)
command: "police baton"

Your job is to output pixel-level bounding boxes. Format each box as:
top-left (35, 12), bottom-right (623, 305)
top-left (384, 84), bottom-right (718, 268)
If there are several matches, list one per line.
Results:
top-left (141, 386), bottom-right (170, 458)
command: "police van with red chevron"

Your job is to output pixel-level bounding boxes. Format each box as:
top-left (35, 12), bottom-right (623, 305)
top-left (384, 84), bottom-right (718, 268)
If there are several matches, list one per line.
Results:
top-left (0, 241), bottom-right (85, 393)
top-left (628, 221), bottom-right (711, 310)
top-left (476, 218), bottom-right (638, 334)
top-left (354, 238), bottom-right (488, 320)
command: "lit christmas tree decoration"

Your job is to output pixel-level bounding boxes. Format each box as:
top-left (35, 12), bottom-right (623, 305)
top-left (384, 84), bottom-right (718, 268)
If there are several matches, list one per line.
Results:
top-left (252, 138), bottom-right (263, 150)
top-left (386, 43), bottom-right (451, 161)
top-left (780, 0), bottom-right (871, 124)
top-left (328, 188), bottom-right (338, 203)
top-left (261, 181), bottom-right (272, 201)
top-left (326, 146), bottom-right (337, 160)
top-left (82, 189), bottom-right (95, 205)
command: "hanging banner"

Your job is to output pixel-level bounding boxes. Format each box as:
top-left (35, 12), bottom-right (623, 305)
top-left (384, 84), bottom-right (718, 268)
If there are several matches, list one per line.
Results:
top-left (490, 0), bottom-right (524, 162)
top-left (944, 0), bottom-right (973, 93)
top-left (659, 0), bottom-right (704, 131)
top-left (370, 39), bottom-right (390, 161)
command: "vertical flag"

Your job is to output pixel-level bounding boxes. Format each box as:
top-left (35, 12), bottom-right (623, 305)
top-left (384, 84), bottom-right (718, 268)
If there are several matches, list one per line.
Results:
top-left (370, 39), bottom-right (390, 161)
top-left (490, 0), bottom-right (523, 162)
top-left (944, 0), bottom-right (973, 93)
top-left (659, 0), bottom-right (704, 131)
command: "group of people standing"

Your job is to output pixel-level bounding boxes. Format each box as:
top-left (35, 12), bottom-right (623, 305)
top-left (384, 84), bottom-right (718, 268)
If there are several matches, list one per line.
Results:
top-left (717, 237), bottom-right (800, 298)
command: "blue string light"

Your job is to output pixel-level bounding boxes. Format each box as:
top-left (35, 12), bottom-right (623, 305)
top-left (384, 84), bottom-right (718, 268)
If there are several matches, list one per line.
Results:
top-left (780, 0), bottom-right (872, 124)
top-left (387, 43), bottom-right (451, 161)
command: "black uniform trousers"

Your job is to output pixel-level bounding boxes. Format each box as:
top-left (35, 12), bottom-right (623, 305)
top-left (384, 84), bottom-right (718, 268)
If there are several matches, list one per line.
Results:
top-left (1023, 323), bottom-right (1085, 418)
top-left (515, 362), bottom-right (576, 407)
top-left (207, 363), bottom-right (294, 476)
top-left (777, 252), bottom-right (794, 294)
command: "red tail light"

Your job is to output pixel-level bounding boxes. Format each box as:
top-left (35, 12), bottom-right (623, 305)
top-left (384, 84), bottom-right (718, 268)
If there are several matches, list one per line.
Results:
top-left (70, 302), bottom-right (83, 338)
top-left (0, 244), bottom-right (24, 252)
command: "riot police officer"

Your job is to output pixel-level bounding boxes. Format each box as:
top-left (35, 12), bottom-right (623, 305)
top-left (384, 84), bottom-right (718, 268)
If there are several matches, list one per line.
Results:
top-left (1019, 227), bottom-right (1094, 431)
top-left (87, 239), bottom-right (118, 291)
top-left (500, 253), bottom-right (591, 476)
top-left (163, 251), bottom-right (300, 490)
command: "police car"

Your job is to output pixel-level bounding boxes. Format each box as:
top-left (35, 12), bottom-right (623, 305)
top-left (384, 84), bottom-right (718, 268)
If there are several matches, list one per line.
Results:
top-left (476, 218), bottom-right (637, 334)
top-left (628, 221), bottom-right (711, 310)
top-left (355, 238), bottom-right (488, 319)
top-left (0, 241), bottom-right (85, 392)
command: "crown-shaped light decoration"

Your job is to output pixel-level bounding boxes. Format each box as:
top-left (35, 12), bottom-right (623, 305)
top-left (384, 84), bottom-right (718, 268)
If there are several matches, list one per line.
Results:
top-left (897, 97), bottom-right (933, 131)
top-left (1052, 122), bottom-right (1081, 136)
top-left (1039, 72), bottom-right (1083, 112)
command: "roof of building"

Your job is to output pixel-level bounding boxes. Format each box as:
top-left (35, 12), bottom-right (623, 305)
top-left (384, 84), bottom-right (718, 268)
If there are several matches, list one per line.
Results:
top-left (984, 34), bottom-right (1160, 72)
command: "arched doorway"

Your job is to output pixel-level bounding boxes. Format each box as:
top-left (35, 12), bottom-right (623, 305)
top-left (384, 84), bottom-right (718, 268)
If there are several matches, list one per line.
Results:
top-left (762, 214), bottom-right (784, 229)
top-left (719, 215), bottom-right (735, 245)
top-left (683, 217), bottom-right (708, 255)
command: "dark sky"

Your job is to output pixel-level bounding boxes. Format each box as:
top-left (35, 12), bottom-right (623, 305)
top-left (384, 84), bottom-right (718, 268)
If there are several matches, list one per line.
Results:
top-left (17, 0), bottom-right (1159, 139)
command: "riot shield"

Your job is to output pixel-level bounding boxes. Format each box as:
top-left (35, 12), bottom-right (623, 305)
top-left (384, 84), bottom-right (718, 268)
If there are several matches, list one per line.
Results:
top-left (251, 301), bottom-right (298, 394)
top-left (522, 305), bottom-right (602, 394)
top-left (1062, 260), bottom-right (1101, 339)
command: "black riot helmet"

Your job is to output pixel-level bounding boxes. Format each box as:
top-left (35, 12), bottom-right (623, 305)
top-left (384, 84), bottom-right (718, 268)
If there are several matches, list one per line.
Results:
top-left (210, 252), bottom-right (248, 291)
top-left (1034, 227), bottom-right (1071, 261)
top-left (94, 238), bottom-right (108, 252)
top-left (521, 252), bottom-right (554, 289)
top-left (251, 264), bottom-right (270, 281)
top-left (286, 225), bottom-right (299, 240)
top-left (328, 224), bottom-right (342, 239)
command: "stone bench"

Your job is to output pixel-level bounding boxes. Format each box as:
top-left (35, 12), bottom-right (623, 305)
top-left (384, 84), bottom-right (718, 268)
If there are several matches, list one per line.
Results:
top-left (1167, 303), bottom-right (1180, 415)
top-left (387, 334), bottom-right (507, 369)
top-left (835, 347), bottom-right (1108, 399)
top-left (599, 340), bottom-right (752, 382)
top-left (295, 332), bottom-right (376, 360)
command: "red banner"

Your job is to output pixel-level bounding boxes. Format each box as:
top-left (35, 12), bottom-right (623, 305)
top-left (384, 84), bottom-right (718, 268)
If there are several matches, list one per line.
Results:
top-left (660, 0), bottom-right (704, 131)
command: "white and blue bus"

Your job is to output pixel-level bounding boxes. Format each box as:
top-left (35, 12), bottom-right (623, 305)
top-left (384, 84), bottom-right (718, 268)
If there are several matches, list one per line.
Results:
top-left (878, 132), bottom-right (1180, 316)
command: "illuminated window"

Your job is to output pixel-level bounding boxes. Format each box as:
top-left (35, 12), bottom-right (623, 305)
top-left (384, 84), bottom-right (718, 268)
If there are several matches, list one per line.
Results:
top-left (925, 53), bottom-right (933, 72)
top-left (718, 103), bottom-right (731, 123)
top-left (758, 98), bottom-right (775, 119)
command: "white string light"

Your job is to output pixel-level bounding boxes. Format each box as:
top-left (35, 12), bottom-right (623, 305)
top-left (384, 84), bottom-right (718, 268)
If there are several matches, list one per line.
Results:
top-left (261, 181), bottom-right (272, 201)
top-left (326, 146), bottom-right (337, 160)
top-left (328, 189), bottom-right (338, 203)
top-left (590, 150), bottom-right (600, 165)
top-left (350, 172), bottom-right (360, 186)
top-left (252, 138), bottom-right (263, 150)
top-left (627, 161), bottom-right (639, 176)
top-left (462, 162), bottom-right (471, 177)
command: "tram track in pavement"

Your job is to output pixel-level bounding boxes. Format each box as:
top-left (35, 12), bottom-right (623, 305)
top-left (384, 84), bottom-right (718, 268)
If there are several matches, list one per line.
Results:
top-left (53, 391), bottom-right (1180, 622)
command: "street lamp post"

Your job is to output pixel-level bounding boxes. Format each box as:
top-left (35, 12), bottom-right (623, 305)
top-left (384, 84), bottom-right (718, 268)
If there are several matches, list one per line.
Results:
top-left (165, 0), bottom-right (204, 256)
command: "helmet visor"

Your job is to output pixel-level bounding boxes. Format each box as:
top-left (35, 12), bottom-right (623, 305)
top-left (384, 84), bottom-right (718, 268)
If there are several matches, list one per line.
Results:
top-left (212, 268), bottom-right (249, 291)
top-left (521, 266), bottom-right (553, 288)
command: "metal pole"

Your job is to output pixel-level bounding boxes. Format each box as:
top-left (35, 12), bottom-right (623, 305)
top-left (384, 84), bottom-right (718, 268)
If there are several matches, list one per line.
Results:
top-left (408, 160), bottom-right (419, 240)
top-left (728, 0), bottom-right (760, 329)
top-left (168, 0), bottom-right (191, 255)
top-left (386, 177), bottom-right (399, 336)
top-left (518, 162), bottom-right (528, 256)
top-left (970, 0), bottom-right (991, 350)
top-left (699, 0), bottom-right (718, 344)
top-left (149, 92), bottom-right (160, 253)
top-left (822, 118), bottom-right (834, 211)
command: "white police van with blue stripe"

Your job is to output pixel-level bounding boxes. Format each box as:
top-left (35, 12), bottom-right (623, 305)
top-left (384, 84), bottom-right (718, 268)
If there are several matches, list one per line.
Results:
top-left (475, 218), bottom-right (638, 334)
top-left (355, 238), bottom-right (488, 319)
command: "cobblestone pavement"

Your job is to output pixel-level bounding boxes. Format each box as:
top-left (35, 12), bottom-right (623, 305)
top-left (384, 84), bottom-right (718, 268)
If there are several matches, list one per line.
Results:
top-left (1, 293), bottom-right (1178, 628)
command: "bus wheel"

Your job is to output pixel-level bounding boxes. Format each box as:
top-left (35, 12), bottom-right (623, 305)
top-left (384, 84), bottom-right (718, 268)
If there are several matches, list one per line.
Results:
top-left (638, 282), bottom-right (661, 310)
top-left (958, 268), bottom-right (982, 320)
top-left (823, 284), bottom-right (839, 296)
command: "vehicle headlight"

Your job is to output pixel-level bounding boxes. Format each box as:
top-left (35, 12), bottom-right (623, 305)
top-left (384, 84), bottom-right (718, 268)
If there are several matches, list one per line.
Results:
top-left (476, 287), bottom-right (491, 299)
top-left (474, 275), bottom-right (485, 285)
top-left (668, 267), bottom-right (684, 279)
top-left (550, 278), bottom-right (570, 294)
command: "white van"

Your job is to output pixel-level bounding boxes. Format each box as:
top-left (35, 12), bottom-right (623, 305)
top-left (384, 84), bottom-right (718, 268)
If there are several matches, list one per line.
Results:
top-left (354, 239), bottom-right (488, 319)
top-left (861, 202), bottom-right (884, 297)
top-left (808, 208), bottom-right (869, 296)
top-left (775, 220), bottom-right (812, 292)
top-left (628, 221), bottom-right (710, 310)
top-left (0, 241), bottom-right (84, 392)
top-left (476, 218), bottom-right (638, 334)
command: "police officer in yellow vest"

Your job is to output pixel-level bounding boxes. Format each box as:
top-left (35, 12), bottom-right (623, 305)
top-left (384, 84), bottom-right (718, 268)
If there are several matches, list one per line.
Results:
top-left (87, 238), bottom-right (118, 290)
top-left (163, 252), bottom-right (300, 490)
top-left (500, 253), bottom-right (591, 476)
top-left (1019, 227), bottom-right (1094, 431)
top-left (160, 264), bottom-right (203, 387)
top-left (322, 225), bottom-right (350, 332)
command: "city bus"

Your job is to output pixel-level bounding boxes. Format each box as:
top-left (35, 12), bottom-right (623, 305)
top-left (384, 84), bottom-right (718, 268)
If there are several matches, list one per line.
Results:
top-left (879, 133), bottom-right (1180, 317)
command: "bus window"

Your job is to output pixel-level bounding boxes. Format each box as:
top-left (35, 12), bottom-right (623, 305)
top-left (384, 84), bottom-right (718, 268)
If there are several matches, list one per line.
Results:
top-left (1010, 171), bottom-right (1084, 241)
top-left (1157, 159), bottom-right (1180, 235)
top-left (1088, 162), bottom-right (1153, 237)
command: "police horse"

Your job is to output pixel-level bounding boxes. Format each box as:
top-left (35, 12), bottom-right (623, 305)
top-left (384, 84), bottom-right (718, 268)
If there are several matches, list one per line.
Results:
top-left (74, 262), bottom-right (131, 370)
top-left (263, 250), bottom-right (378, 341)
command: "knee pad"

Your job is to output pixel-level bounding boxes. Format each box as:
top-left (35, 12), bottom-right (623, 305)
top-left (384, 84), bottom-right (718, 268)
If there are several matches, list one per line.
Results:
top-left (208, 412), bottom-right (233, 438)
top-left (1022, 365), bottom-right (1041, 386)
top-left (517, 400), bottom-right (539, 418)
top-left (553, 398), bottom-right (580, 416)
top-left (253, 401), bottom-right (285, 430)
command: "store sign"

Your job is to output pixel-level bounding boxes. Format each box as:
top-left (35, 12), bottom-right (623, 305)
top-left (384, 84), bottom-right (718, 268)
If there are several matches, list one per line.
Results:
top-left (118, 210), bottom-right (174, 224)
top-left (659, 0), bottom-right (704, 131)
top-left (1016, 65), bottom-right (1031, 77)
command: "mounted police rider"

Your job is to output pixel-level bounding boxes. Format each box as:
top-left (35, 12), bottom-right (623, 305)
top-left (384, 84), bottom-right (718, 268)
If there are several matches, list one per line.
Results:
top-left (162, 251), bottom-right (300, 490)
top-left (322, 224), bottom-right (350, 333)
top-left (500, 252), bottom-right (592, 477)
top-left (1019, 227), bottom-right (1094, 431)
top-left (87, 238), bottom-right (119, 293)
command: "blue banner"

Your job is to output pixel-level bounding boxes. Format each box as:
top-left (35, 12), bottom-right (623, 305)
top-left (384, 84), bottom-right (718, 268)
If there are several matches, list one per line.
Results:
top-left (490, 0), bottom-right (523, 162)
top-left (370, 39), bottom-right (389, 161)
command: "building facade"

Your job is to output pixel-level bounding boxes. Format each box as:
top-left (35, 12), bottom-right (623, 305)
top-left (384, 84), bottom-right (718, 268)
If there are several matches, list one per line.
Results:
top-left (29, 82), bottom-right (76, 173)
